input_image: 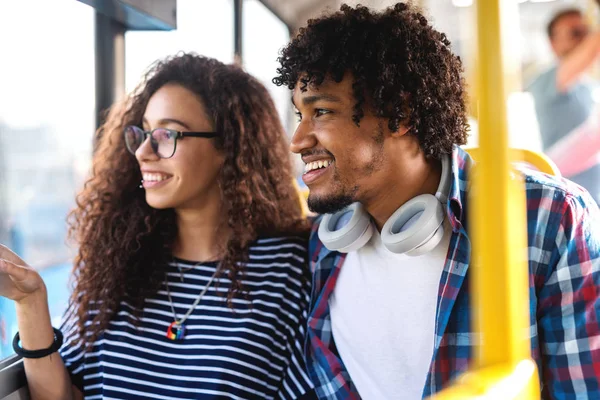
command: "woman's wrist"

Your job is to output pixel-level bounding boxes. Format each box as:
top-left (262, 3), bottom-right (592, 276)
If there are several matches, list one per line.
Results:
top-left (15, 283), bottom-right (48, 308)
top-left (15, 287), bottom-right (55, 351)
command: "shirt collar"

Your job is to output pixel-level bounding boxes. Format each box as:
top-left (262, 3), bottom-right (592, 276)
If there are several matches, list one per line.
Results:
top-left (447, 146), bottom-right (473, 232)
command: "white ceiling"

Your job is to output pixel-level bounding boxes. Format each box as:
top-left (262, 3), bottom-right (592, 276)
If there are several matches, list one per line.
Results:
top-left (258, 0), bottom-right (590, 82)
top-left (259, 0), bottom-right (587, 31)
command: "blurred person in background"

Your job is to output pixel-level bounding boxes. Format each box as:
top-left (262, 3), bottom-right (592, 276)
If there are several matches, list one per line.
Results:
top-left (528, 7), bottom-right (600, 203)
top-left (0, 53), bottom-right (315, 400)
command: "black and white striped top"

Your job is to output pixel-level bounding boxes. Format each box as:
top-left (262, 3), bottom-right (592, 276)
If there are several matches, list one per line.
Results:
top-left (59, 237), bottom-right (314, 399)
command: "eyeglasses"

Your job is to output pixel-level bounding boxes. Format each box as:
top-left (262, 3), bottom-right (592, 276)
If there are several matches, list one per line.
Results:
top-left (124, 126), bottom-right (218, 159)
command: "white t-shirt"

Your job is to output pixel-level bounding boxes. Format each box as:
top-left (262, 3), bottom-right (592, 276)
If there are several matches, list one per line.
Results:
top-left (330, 220), bottom-right (451, 399)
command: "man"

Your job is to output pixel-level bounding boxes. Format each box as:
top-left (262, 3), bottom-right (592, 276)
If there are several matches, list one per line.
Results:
top-left (528, 8), bottom-right (600, 203)
top-left (274, 3), bottom-right (600, 399)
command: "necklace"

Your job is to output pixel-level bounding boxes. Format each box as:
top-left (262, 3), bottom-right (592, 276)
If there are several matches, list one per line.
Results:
top-left (176, 262), bottom-right (196, 282)
top-left (165, 264), bottom-right (219, 341)
top-left (173, 253), bottom-right (220, 282)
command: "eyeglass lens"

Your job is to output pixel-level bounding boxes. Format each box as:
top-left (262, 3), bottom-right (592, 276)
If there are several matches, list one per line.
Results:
top-left (125, 126), bottom-right (177, 158)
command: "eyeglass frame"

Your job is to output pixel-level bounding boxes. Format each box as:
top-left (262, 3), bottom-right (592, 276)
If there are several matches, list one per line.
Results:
top-left (124, 125), bottom-right (219, 159)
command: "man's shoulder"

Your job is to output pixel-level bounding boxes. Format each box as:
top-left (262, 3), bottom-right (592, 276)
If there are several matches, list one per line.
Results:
top-left (520, 167), bottom-right (598, 223)
top-left (522, 168), bottom-right (590, 201)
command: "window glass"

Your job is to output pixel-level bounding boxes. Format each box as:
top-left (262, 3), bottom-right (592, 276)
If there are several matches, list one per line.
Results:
top-left (125, 0), bottom-right (234, 93)
top-left (0, 0), bottom-right (95, 359)
top-left (243, 0), bottom-right (291, 131)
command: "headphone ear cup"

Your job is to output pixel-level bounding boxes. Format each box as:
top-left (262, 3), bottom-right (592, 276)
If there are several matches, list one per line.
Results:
top-left (381, 194), bottom-right (445, 255)
top-left (318, 203), bottom-right (374, 253)
top-left (404, 222), bottom-right (444, 257)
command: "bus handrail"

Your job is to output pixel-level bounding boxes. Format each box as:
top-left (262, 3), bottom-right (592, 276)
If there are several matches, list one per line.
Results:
top-left (465, 147), bottom-right (561, 177)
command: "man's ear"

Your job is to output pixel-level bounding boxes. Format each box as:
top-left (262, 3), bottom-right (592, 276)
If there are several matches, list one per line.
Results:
top-left (390, 125), bottom-right (410, 138)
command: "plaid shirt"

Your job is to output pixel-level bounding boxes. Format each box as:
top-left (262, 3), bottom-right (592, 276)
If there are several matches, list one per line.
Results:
top-left (305, 147), bottom-right (600, 399)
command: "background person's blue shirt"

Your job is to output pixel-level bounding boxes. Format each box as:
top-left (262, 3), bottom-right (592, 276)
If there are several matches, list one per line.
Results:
top-left (528, 65), bottom-right (600, 203)
top-left (528, 65), bottom-right (594, 150)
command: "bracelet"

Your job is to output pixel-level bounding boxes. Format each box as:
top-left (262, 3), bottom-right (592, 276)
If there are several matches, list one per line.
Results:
top-left (12, 328), bottom-right (64, 359)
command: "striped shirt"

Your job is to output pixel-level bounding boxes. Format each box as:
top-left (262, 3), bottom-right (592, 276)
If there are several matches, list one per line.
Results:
top-left (59, 236), bottom-right (315, 399)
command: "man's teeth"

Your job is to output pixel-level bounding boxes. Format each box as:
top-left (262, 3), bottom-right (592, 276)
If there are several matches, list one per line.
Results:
top-left (142, 173), bottom-right (171, 182)
top-left (304, 160), bottom-right (333, 173)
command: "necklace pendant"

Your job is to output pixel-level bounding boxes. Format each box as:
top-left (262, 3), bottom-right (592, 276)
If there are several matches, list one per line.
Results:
top-left (166, 321), bottom-right (186, 340)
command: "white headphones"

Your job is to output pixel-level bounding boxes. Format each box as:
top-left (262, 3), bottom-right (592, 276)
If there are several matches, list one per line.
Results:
top-left (318, 155), bottom-right (451, 256)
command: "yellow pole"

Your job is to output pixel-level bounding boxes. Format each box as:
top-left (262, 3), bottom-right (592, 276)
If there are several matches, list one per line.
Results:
top-left (292, 178), bottom-right (309, 217)
top-left (429, 0), bottom-right (540, 397)
top-left (472, 0), bottom-right (530, 369)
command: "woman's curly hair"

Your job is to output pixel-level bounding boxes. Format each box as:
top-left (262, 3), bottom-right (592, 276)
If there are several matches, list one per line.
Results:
top-left (273, 2), bottom-right (469, 158)
top-left (68, 53), bottom-right (308, 347)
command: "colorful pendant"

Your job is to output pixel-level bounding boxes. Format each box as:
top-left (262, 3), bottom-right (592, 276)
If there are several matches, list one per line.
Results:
top-left (166, 321), bottom-right (186, 340)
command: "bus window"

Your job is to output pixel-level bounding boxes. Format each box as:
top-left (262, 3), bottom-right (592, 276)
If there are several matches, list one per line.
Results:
top-left (0, 0), bottom-right (95, 360)
top-left (125, 0), bottom-right (234, 93)
top-left (243, 0), bottom-right (292, 131)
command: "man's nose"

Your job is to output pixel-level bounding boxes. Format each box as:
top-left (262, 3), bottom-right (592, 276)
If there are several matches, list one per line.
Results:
top-left (290, 121), bottom-right (318, 154)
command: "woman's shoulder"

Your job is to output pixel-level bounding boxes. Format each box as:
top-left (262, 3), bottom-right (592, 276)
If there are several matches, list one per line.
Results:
top-left (253, 234), bottom-right (308, 247)
top-left (249, 235), bottom-right (309, 269)
top-left (249, 235), bottom-right (311, 294)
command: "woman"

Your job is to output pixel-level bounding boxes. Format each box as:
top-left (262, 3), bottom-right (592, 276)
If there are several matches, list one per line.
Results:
top-left (0, 54), bottom-right (314, 399)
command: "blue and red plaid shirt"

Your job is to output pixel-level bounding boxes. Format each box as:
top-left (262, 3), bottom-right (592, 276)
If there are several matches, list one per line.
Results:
top-left (305, 147), bottom-right (600, 399)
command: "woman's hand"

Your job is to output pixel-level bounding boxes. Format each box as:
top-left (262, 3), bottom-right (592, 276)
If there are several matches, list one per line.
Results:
top-left (0, 244), bottom-right (46, 303)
